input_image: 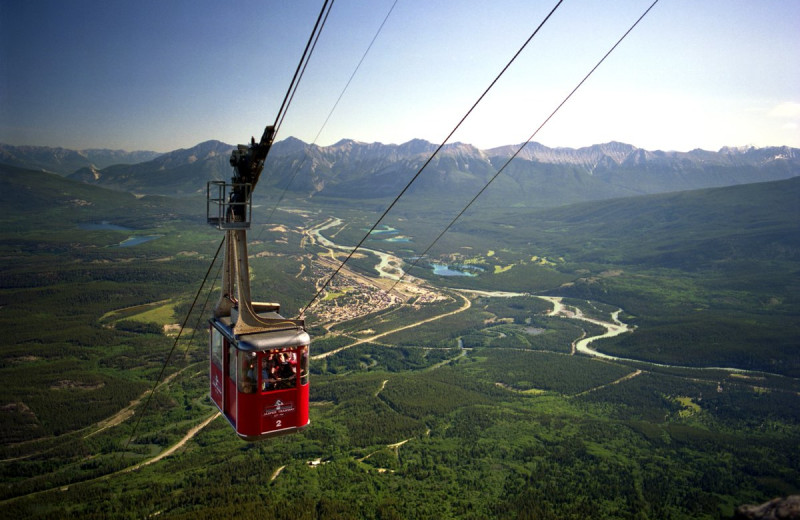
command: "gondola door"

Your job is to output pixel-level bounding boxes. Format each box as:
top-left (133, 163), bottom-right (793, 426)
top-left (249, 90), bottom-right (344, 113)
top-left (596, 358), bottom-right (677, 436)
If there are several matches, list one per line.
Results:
top-left (225, 342), bottom-right (237, 425)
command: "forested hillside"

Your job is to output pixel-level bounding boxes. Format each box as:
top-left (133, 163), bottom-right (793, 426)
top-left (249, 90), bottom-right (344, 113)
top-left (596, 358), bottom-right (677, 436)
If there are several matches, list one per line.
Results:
top-left (0, 157), bottom-right (798, 519)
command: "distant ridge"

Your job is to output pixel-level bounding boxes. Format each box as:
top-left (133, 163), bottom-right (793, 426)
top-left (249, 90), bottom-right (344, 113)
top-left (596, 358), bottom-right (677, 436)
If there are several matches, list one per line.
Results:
top-left (262, 138), bottom-right (799, 205)
top-left (0, 143), bottom-right (161, 176)
top-left (68, 140), bottom-right (233, 196)
top-left (2, 139), bottom-right (798, 206)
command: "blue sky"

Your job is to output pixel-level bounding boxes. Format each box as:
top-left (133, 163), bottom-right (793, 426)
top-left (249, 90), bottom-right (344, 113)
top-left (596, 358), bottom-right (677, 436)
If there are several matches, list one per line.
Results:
top-left (1, 0), bottom-right (798, 152)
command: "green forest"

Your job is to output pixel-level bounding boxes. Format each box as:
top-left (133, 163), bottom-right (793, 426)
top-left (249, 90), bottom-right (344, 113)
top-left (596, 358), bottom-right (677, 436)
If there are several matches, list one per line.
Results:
top-left (1, 166), bottom-right (798, 519)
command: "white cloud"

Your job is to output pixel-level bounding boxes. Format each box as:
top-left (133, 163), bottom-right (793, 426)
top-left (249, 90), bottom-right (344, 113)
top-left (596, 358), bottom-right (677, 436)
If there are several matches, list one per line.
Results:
top-left (768, 102), bottom-right (800, 119)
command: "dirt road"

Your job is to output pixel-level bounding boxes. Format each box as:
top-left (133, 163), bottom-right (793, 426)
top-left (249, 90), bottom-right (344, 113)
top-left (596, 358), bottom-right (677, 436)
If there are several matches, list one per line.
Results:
top-left (124, 412), bottom-right (220, 472)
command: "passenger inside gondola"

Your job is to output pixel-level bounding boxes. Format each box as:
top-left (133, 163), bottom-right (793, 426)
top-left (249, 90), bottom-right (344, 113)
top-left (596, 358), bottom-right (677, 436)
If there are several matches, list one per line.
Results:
top-left (261, 352), bottom-right (277, 390)
top-left (240, 352), bottom-right (257, 394)
top-left (276, 352), bottom-right (296, 389)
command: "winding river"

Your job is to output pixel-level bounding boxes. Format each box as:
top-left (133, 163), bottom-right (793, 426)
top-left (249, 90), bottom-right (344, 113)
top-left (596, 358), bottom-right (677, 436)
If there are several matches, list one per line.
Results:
top-left (536, 296), bottom-right (631, 360)
top-left (472, 292), bottom-right (760, 374)
top-left (308, 218), bottom-right (407, 281)
top-left (308, 219), bottom-right (765, 376)
top-left (457, 291), bottom-right (631, 360)
top-left (307, 223), bottom-right (629, 361)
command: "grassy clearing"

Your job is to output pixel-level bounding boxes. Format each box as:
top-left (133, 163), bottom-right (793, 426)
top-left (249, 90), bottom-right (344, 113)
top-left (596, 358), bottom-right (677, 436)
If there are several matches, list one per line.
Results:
top-left (674, 396), bottom-right (702, 418)
top-left (100, 299), bottom-right (171, 322)
top-left (122, 300), bottom-right (179, 326)
top-left (322, 287), bottom-right (352, 301)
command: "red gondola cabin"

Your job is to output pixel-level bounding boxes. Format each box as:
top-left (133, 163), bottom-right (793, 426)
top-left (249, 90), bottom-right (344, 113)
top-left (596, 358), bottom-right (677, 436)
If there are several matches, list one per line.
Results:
top-left (209, 312), bottom-right (310, 440)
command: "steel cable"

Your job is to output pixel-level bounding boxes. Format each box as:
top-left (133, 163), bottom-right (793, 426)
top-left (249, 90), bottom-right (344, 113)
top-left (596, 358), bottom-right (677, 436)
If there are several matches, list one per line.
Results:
top-left (272, 0), bottom-right (335, 137)
top-left (121, 236), bottom-right (225, 454)
top-left (387, 0), bottom-right (661, 293)
top-left (298, 0), bottom-right (566, 317)
top-left (259, 0), bottom-right (400, 236)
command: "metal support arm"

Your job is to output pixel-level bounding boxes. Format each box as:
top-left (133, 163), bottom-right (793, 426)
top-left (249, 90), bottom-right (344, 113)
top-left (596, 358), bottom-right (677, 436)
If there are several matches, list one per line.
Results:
top-left (213, 230), bottom-right (305, 335)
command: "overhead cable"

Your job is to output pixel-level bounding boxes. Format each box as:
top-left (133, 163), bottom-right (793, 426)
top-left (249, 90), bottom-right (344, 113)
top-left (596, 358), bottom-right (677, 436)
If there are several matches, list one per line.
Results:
top-left (122, 236), bottom-right (225, 454)
top-left (183, 259), bottom-right (224, 362)
top-left (272, 0), bottom-right (336, 137)
top-left (298, 0), bottom-right (565, 317)
top-left (260, 0), bottom-right (399, 233)
top-left (387, 0), bottom-right (661, 292)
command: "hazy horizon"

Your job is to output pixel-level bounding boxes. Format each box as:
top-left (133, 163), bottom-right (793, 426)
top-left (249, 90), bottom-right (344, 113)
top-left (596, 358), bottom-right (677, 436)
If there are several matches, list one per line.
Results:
top-left (2, 0), bottom-right (799, 153)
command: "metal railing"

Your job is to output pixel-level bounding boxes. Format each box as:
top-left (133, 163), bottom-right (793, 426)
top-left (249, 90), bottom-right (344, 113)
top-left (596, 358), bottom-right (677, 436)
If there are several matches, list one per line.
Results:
top-left (207, 181), bottom-right (252, 230)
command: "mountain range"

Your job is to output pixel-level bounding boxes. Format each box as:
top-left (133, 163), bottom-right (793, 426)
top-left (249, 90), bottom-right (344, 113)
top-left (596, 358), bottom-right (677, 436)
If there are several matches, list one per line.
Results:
top-left (1, 139), bottom-right (798, 207)
top-left (0, 143), bottom-right (160, 175)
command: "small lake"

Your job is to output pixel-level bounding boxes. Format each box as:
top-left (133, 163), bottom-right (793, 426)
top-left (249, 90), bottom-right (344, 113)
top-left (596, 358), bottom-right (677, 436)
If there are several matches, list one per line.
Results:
top-left (368, 225), bottom-right (398, 235)
top-left (78, 222), bottom-right (161, 247)
top-left (431, 263), bottom-right (483, 277)
top-left (368, 225), bottom-right (411, 243)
